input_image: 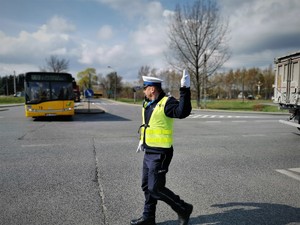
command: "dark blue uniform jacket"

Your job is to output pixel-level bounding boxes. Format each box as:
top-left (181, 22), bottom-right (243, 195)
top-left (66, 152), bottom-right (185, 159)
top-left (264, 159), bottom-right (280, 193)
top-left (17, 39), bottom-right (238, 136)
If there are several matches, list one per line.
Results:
top-left (143, 87), bottom-right (192, 154)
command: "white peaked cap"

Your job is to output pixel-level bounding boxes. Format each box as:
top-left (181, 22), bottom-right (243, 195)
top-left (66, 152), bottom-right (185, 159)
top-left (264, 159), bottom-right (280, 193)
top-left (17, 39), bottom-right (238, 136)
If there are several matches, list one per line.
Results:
top-left (142, 76), bottom-right (163, 86)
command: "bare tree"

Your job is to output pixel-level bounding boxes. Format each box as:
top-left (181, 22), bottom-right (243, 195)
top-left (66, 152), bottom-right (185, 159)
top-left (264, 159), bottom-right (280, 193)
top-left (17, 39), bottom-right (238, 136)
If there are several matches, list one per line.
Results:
top-left (159, 69), bottom-right (181, 97)
top-left (106, 72), bottom-right (122, 99)
top-left (40, 55), bottom-right (69, 73)
top-left (167, 0), bottom-right (230, 108)
top-left (138, 65), bottom-right (158, 85)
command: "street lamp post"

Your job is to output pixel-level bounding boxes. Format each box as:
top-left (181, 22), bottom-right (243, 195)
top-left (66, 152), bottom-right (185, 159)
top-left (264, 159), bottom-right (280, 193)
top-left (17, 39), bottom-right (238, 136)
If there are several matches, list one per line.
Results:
top-left (203, 53), bottom-right (207, 108)
top-left (13, 71), bottom-right (16, 96)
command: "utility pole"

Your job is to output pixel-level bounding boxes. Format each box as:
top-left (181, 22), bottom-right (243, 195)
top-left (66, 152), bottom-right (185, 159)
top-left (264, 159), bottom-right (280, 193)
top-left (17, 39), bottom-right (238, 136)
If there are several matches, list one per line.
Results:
top-left (6, 78), bottom-right (8, 95)
top-left (13, 71), bottom-right (16, 96)
top-left (203, 53), bottom-right (207, 109)
top-left (242, 73), bottom-right (245, 102)
top-left (194, 43), bottom-right (200, 108)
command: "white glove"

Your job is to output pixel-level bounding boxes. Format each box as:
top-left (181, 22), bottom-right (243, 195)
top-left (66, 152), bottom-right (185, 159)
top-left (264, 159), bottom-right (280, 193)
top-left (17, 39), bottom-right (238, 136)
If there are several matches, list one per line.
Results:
top-left (181, 69), bottom-right (190, 88)
top-left (136, 140), bottom-right (144, 153)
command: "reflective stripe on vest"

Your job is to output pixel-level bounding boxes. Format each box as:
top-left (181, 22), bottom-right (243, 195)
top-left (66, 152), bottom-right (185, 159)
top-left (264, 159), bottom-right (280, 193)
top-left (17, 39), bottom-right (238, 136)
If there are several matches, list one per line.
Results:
top-left (141, 96), bottom-right (174, 148)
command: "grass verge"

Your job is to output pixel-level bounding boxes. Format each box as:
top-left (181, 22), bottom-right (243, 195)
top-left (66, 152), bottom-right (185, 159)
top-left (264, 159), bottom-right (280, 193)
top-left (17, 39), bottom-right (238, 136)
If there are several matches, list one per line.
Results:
top-left (0, 96), bottom-right (25, 104)
top-left (197, 99), bottom-right (285, 112)
top-left (118, 98), bottom-right (286, 113)
top-left (0, 96), bottom-right (286, 113)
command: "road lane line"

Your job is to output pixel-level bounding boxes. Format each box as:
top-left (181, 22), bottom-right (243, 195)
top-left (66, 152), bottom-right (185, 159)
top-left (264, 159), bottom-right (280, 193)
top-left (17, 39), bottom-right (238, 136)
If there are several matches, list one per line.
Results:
top-left (193, 115), bottom-right (202, 118)
top-left (21, 144), bottom-right (60, 147)
top-left (242, 134), bottom-right (266, 137)
top-left (289, 168), bottom-right (300, 173)
top-left (254, 120), bottom-right (279, 123)
top-left (276, 169), bottom-right (300, 182)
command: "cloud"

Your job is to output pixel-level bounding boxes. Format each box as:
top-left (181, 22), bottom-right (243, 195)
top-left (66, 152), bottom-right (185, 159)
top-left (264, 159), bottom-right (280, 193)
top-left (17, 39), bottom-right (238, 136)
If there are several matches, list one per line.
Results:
top-left (0, 15), bottom-right (76, 56)
top-left (0, 15), bottom-right (78, 74)
top-left (0, 0), bottom-right (172, 80)
top-left (96, 0), bottom-right (145, 18)
top-left (97, 25), bottom-right (114, 40)
top-left (227, 0), bottom-right (300, 55)
top-left (2, 0), bottom-right (298, 80)
top-left (46, 15), bottom-right (76, 33)
top-left (221, 0), bottom-right (300, 70)
top-left (78, 0), bottom-right (170, 80)
top-left (132, 26), bottom-right (166, 56)
top-left (0, 63), bottom-right (38, 75)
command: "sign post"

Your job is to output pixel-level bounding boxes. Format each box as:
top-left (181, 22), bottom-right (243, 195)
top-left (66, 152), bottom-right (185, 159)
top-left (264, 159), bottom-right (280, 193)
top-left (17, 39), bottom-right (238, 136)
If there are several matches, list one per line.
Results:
top-left (84, 89), bottom-right (94, 112)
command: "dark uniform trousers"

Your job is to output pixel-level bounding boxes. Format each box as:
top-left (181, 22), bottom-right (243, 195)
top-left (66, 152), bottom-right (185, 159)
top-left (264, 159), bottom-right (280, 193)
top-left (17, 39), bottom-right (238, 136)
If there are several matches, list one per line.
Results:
top-left (142, 150), bottom-right (186, 219)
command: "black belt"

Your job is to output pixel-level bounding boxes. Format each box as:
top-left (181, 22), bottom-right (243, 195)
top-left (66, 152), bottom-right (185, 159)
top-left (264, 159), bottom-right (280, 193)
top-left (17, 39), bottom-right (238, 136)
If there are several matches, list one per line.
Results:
top-left (145, 151), bottom-right (160, 155)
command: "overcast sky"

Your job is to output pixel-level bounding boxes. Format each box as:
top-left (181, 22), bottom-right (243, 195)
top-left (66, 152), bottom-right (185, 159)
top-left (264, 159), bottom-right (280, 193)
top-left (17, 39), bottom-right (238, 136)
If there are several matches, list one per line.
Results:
top-left (1, 0), bottom-right (299, 81)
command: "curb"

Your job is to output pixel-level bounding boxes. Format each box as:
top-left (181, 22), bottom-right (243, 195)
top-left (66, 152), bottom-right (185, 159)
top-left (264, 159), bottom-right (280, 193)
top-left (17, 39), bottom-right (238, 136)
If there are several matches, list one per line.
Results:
top-left (0, 103), bottom-right (24, 108)
top-left (0, 104), bottom-right (24, 111)
top-left (191, 108), bottom-right (289, 115)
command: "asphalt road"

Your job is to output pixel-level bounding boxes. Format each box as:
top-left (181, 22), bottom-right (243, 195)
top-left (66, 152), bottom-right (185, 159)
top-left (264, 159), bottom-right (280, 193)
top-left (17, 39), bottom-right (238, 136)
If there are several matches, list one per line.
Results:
top-left (0, 100), bottom-right (300, 225)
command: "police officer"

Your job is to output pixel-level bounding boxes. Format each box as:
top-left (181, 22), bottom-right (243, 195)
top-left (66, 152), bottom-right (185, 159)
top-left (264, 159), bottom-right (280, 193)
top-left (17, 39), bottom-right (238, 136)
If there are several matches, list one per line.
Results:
top-left (131, 70), bottom-right (193, 225)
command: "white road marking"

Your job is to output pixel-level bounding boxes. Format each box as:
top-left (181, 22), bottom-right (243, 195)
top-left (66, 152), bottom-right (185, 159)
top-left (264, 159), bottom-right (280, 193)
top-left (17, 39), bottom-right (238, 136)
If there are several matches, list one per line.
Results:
top-left (95, 102), bottom-right (119, 105)
top-left (188, 114), bottom-right (262, 119)
top-left (254, 120), bottom-right (279, 123)
top-left (276, 168), bottom-right (300, 182)
top-left (289, 168), bottom-right (300, 173)
top-left (193, 114), bottom-right (202, 118)
top-left (242, 134), bottom-right (266, 137)
top-left (21, 144), bottom-right (61, 147)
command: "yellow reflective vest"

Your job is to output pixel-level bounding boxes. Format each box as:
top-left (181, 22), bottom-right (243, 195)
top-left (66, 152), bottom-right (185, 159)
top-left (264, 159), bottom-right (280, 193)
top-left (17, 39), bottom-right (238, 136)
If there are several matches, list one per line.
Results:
top-left (140, 96), bottom-right (174, 148)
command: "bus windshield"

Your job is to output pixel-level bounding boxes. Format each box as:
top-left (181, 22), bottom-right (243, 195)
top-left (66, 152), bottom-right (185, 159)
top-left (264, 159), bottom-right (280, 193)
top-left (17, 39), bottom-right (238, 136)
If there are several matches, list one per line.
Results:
top-left (25, 81), bottom-right (74, 104)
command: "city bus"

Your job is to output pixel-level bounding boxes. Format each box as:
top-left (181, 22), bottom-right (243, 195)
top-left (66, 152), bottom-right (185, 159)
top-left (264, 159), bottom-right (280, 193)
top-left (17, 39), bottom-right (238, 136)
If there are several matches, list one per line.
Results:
top-left (24, 72), bottom-right (75, 117)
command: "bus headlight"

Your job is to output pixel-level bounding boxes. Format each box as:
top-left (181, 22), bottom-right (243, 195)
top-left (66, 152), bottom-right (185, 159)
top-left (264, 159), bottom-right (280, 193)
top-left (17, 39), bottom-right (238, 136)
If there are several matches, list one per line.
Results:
top-left (26, 106), bottom-right (38, 112)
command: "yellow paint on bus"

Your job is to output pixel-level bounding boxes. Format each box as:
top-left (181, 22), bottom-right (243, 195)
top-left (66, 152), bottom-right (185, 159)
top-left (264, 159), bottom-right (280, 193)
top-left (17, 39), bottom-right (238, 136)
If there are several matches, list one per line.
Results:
top-left (25, 100), bottom-right (74, 117)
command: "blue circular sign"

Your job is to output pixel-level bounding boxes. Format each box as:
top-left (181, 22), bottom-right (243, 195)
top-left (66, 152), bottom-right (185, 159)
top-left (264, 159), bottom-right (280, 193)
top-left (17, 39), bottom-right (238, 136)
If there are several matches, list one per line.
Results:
top-left (84, 89), bottom-right (94, 98)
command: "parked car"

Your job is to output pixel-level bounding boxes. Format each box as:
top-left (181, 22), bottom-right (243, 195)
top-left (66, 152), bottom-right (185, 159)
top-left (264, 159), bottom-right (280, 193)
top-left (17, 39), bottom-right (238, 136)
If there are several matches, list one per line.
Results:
top-left (247, 95), bottom-right (255, 100)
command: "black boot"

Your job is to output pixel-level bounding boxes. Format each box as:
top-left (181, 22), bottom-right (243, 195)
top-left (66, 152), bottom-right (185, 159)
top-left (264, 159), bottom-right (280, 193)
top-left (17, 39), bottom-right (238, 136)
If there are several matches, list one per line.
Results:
top-left (130, 216), bottom-right (156, 225)
top-left (177, 203), bottom-right (193, 225)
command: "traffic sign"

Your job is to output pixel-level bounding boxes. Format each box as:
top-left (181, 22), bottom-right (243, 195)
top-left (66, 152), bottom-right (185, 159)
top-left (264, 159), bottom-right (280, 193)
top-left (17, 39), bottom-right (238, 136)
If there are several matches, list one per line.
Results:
top-left (84, 89), bottom-right (94, 98)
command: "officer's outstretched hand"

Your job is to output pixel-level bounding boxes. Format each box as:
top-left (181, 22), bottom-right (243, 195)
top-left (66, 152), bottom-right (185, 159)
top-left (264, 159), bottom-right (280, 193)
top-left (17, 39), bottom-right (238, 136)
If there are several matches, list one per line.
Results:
top-left (181, 69), bottom-right (190, 88)
top-left (136, 140), bottom-right (144, 153)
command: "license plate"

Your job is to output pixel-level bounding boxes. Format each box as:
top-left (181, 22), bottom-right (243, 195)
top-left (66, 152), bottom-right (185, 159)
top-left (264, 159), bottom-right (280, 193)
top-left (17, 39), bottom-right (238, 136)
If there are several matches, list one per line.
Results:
top-left (45, 114), bottom-right (57, 116)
